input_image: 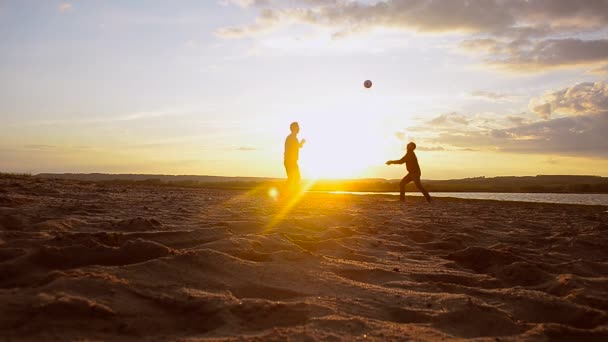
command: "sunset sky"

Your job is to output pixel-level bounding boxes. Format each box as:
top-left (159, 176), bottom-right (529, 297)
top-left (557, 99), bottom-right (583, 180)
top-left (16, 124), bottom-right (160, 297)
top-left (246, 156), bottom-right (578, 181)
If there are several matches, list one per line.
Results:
top-left (1, 0), bottom-right (607, 179)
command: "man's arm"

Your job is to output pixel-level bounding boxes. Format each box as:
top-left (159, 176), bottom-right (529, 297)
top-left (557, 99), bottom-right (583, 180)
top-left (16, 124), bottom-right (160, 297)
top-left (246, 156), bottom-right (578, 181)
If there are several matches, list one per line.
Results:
top-left (386, 154), bottom-right (407, 165)
top-left (299, 139), bottom-right (306, 148)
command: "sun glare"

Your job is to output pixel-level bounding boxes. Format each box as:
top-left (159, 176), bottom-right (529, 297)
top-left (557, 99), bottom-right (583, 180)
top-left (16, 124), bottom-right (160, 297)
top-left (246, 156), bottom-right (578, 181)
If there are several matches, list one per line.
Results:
top-left (268, 187), bottom-right (279, 200)
top-left (299, 118), bottom-right (394, 179)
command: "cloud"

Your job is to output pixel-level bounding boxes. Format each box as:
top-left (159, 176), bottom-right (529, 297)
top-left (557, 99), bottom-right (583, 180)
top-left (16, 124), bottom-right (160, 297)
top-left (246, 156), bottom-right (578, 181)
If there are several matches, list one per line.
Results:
top-left (220, 0), bottom-right (271, 8)
top-left (416, 146), bottom-right (445, 152)
top-left (459, 38), bottom-right (503, 53)
top-left (506, 116), bottom-right (529, 126)
top-left (433, 111), bottom-right (608, 158)
top-left (12, 108), bottom-right (198, 127)
top-left (486, 38), bottom-right (608, 71)
top-left (494, 112), bottom-right (608, 156)
top-left (529, 81), bottom-right (608, 119)
top-left (410, 80), bottom-right (608, 158)
top-left (58, 2), bottom-right (72, 12)
top-left (471, 90), bottom-right (513, 101)
top-left (116, 109), bottom-right (194, 121)
top-left (218, 1), bottom-right (516, 38)
top-left (589, 64), bottom-right (608, 75)
top-left (394, 131), bottom-right (406, 141)
top-left (221, 1), bottom-right (608, 34)
top-left (218, 0), bottom-right (608, 71)
top-left (428, 112), bottom-right (470, 126)
top-left (215, 8), bottom-right (280, 38)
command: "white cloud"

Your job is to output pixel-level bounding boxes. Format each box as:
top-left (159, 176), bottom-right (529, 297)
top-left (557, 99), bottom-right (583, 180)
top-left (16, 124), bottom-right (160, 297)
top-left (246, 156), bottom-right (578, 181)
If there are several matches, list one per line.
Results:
top-left (471, 90), bottom-right (513, 101)
top-left (216, 8), bottom-right (280, 38)
top-left (589, 64), bottom-right (608, 75)
top-left (407, 80), bottom-right (608, 157)
top-left (428, 112), bottom-right (471, 126)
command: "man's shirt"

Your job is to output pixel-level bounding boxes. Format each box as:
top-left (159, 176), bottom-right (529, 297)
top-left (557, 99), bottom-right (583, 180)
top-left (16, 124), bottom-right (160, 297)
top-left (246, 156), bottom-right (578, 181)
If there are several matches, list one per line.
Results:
top-left (284, 134), bottom-right (300, 164)
top-left (398, 151), bottom-right (421, 175)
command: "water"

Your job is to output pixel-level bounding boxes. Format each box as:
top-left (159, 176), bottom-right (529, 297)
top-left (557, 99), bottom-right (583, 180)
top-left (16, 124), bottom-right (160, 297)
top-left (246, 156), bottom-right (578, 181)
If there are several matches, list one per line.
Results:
top-left (324, 191), bottom-right (608, 206)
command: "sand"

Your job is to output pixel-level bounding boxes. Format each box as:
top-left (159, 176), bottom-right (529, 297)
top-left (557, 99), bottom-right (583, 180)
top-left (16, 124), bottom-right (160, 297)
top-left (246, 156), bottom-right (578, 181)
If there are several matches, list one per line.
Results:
top-left (1, 174), bottom-right (608, 341)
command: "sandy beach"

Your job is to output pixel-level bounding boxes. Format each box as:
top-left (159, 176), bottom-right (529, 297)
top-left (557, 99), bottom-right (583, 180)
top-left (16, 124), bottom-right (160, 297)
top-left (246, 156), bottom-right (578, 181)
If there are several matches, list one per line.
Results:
top-left (1, 174), bottom-right (608, 341)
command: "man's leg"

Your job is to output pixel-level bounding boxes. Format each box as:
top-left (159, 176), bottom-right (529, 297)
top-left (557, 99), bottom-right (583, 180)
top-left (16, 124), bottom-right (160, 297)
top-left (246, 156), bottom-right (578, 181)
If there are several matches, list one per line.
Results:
top-left (399, 174), bottom-right (413, 201)
top-left (294, 163), bottom-right (301, 183)
top-left (294, 163), bottom-right (301, 191)
top-left (413, 175), bottom-right (432, 203)
top-left (285, 163), bottom-right (294, 193)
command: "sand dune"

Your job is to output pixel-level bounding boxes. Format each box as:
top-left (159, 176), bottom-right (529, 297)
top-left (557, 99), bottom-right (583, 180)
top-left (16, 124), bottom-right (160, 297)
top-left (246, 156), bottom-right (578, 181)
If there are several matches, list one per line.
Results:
top-left (1, 174), bottom-right (607, 341)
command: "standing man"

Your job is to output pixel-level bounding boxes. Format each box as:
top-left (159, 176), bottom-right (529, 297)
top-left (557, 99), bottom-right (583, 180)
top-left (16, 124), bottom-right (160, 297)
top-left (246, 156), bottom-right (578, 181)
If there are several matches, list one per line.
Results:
top-left (386, 142), bottom-right (432, 203)
top-left (284, 122), bottom-right (305, 192)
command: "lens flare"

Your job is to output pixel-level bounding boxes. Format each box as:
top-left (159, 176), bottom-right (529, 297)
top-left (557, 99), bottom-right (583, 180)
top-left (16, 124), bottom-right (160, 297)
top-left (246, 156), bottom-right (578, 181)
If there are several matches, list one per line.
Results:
top-left (268, 187), bottom-right (279, 200)
top-left (265, 179), bottom-right (316, 231)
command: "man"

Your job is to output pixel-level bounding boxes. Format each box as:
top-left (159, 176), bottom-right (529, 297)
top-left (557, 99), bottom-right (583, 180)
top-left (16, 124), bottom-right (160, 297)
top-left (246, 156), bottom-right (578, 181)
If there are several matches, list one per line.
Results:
top-left (386, 142), bottom-right (432, 202)
top-left (284, 122), bottom-right (305, 192)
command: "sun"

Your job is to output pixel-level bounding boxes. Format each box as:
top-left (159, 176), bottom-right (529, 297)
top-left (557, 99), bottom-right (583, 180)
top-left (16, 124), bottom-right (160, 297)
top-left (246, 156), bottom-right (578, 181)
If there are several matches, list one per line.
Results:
top-left (298, 118), bottom-right (391, 179)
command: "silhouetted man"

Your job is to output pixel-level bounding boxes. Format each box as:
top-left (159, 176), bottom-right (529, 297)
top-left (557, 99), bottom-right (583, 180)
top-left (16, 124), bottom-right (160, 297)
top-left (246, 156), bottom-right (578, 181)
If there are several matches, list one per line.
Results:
top-left (386, 142), bottom-right (432, 202)
top-left (284, 122), bottom-right (305, 192)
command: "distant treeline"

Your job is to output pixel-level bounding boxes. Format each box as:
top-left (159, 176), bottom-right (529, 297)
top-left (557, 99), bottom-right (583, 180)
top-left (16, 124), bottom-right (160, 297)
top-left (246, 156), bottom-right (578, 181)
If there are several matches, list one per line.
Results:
top-left (35, 173), bottom-right (608, 194)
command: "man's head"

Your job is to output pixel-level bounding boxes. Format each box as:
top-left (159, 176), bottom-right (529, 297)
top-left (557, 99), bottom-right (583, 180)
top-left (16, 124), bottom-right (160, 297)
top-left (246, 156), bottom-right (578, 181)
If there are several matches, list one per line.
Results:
top-left (407, 142), bottom-right (416, 151)
top-left (290, 122), bottom-right (300, 134)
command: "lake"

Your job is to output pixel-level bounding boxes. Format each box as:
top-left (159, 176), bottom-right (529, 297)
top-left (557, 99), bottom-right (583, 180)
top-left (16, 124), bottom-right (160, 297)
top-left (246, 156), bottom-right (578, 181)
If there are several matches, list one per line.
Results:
top-left (325, 191), bottom-right (608, 206)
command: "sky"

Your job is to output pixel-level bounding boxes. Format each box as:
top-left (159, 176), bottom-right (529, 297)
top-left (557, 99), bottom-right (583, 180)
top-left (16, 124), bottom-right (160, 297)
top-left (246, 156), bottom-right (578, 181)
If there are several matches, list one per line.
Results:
top-left (1, 0), bottom-right (608, 180)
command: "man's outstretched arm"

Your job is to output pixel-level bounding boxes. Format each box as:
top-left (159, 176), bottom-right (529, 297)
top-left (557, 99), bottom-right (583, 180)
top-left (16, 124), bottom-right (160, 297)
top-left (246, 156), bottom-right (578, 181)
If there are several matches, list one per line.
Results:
top-left (386, 154), bottom-right (407, 165)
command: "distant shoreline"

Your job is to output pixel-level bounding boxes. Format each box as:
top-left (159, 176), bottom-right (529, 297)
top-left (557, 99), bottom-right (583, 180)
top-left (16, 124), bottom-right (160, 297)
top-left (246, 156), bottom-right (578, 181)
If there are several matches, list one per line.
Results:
top-left (317, 191), bottom-right (608, 207)
top-left (28, 173), bottom-right (608, 194)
